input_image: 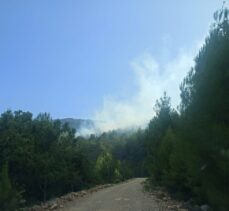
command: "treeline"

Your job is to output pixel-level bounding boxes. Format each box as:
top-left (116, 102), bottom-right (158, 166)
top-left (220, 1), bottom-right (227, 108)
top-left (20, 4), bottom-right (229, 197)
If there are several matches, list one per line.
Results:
top-left (145, 9), bottom-right (229, 211)
top-left (0, 111), bottom-right (145, 210)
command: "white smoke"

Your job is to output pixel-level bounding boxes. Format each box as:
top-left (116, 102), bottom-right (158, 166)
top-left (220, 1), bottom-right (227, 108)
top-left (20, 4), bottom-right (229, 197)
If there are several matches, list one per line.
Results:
top-left (77, 39), bottom-right (204, 136)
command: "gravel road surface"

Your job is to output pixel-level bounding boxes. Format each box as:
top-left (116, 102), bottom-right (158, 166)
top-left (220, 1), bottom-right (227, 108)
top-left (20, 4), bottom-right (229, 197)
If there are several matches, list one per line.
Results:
top-left (60, 178), bottom-right (160, 211)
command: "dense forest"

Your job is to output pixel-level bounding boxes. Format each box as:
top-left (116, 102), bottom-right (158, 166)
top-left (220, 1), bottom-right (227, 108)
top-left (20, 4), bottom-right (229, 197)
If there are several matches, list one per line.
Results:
top-left (0, 111), bottom-right (146, 210)
top-left (0, 8), bottom-right (228, 211)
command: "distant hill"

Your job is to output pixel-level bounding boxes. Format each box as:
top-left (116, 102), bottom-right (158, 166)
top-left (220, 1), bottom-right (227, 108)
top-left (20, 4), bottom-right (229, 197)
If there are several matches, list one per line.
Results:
top-left (59, 118), bottom-right (95, 132)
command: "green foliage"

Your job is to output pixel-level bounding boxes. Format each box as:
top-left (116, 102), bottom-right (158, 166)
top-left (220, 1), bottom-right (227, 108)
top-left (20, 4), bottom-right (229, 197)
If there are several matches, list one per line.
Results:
top-left (0, 163), bottom-right (24, 211)
top-left (0, 111), bottom-right (95, 204)
top-left (0, 110), bottom-right (146, 207)
top-left (145, 92), bottom-right (178, 183)
top-left (95, 152), bottom-right (117, 183)
top-left (146, 8), bottom-right (229, 210)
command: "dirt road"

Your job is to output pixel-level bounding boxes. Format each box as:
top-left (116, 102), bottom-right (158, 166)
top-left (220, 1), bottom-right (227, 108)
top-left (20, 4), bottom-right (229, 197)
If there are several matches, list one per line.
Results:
top-left (60, 178), bottom-right (160, 211)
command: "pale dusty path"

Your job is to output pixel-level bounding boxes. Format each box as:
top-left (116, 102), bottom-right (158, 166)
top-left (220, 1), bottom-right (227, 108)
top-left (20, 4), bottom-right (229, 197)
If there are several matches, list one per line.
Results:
top-left (60, 178), bottom-right (160, 211)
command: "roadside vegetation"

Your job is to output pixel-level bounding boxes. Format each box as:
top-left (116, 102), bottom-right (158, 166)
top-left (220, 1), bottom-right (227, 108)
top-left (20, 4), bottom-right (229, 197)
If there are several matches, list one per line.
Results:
top-left (145, 8), bottom-right (229, 211)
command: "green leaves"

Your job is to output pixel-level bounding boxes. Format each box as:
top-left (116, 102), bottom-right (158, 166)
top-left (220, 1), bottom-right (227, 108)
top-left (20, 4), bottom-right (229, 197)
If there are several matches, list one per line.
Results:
top-left (0, 163), bottom-right (25, 211)
top-left (146, 7), bottom-right (229, 210)
top-left (95, 152), bottom-right (117, 183)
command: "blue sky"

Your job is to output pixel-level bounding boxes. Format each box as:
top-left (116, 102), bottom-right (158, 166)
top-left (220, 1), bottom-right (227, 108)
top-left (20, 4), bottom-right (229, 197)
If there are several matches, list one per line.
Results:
top-left (0, 0), bottom-right (222, 120)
